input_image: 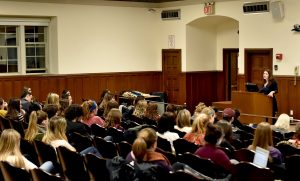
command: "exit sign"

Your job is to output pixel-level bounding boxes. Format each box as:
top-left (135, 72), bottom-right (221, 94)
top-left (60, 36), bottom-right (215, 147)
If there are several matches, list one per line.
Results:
top-left (204, 2), bottom-right (215, 15)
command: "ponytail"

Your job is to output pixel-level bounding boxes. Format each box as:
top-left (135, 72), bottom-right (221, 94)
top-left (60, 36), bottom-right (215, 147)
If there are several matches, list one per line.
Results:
top-left (25, 111), bottom-right (39, 142)
top-left (132, 137), bottom-right (147, 162)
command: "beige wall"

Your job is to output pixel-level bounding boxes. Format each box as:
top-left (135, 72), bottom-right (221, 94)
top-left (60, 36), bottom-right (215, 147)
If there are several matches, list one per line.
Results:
top-left (0, 0), bottom-right (298, 76)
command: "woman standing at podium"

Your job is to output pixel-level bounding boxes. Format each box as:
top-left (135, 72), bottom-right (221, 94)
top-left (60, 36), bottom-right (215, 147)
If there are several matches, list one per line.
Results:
top-left (258, 69), bottom-right (278, 123)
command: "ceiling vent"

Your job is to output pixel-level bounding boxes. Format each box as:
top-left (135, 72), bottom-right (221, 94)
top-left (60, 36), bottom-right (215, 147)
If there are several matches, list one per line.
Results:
top-left (243, 1), bottom-right (270, 14)
top-left (161, 9), bottom-right (180, 20)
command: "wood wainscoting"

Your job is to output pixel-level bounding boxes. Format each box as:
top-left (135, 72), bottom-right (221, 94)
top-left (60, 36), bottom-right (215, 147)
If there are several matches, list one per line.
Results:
top-left (1, 71), bottom-right (298, 120)
top-left (185, 71), bottom-right (226, 112)
top-left (0, 72), bottom-right (163, 104)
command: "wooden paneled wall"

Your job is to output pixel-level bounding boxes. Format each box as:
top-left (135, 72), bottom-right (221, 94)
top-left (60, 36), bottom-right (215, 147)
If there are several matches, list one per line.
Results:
top-left (0, 72), bottom-right (162, 104)
top-left (185, 71), bottom-right (226, 112)
top-left (1, 71), bottom-right (298, 119)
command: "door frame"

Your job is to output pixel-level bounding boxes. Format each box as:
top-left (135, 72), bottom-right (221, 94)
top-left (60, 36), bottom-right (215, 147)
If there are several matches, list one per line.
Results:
top-left (223, 48), bottom-right (239, 101)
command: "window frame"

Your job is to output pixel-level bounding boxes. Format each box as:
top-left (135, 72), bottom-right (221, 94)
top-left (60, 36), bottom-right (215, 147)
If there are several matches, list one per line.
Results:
top-left (0, 17), bottom-right (50, 75)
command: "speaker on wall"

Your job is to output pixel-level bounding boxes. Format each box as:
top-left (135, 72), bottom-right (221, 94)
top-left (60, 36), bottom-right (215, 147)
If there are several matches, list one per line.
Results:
top-left (270, 0), bottom-right (284, 20)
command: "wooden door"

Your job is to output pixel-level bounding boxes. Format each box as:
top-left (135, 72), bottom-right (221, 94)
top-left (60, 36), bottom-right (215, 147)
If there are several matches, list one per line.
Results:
top-left (245, 49), bottom-right (273, 88)
top-left (162, 49), bottom-right (181, 104)
top-left (223, 49), bottom-right (239, 100)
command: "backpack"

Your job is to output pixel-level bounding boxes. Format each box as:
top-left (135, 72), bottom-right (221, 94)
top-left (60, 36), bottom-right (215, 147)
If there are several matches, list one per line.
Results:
top-left (106, 156), bottom-right (168, 181)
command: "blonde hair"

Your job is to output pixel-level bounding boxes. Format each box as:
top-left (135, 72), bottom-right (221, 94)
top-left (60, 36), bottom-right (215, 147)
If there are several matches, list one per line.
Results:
top-left (0, 129), bottom-right (25, 168)
top-left (194, 102), bottom-right (207, 114)
top-left (176, 109), bottom-right (191, 128)
top-left (104, 108), bottom-right (122, 128)
top-left (251, 122), bottom-right (273, 150)
top-left (25, 110), bottom-right (48, 142)
top-left (82, 100), bottom-right (98, 121)
top-left (132, 100), bottom-right (147, 118)
top-left (191, 114), bottom-right (208, 134)
top-left (45, 92), bottom-right (60, 106)
top-left (274, 113), bottom-right (290, 130)
top-left (132, 128), bottom-right (157, 161)
top-left (42, 116), bottom-right (68, 144)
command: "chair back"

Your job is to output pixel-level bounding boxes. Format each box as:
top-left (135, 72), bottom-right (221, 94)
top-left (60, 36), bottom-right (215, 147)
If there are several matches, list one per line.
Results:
top-left (285, 154), bottom-right (300, 181)
top-left (217, 146), bottom-right (233, 159)
top-left (276, 142), bottom-right (300, 159)
top-left (0, 161), bottom-right (31, 181)
top-left (234, 148), bottom-right (255, 162)
top-left (8, 120), bottom-right (25, 138)
top-left (68, 132), bottom-right (93, 152)
top-left (155, 147), bottom-right (177, 165)
top-left (107, 127), bottom-right (124, 143)
top-left (93, 136), bottom-right (118, 159)
top-left (83, 153), bottom-right (110, 181)
top-left (30, 168), bottom-right (63, 181)
top-left (0, 117), bottom-right (11, 131)
top-left (91, 124), bottom-right (107, 138)
top-left (173, 138), bottom-right (199, 155)
top-left (233, 161), bottom-right (274, 181)
top-left (284, 132), bottom-right (295, 140)
top-left (169, 170), bottom-right (212, 181)
top-left (157, 136), bottom-right (172, 152)
top-left (273, 130), bottom-right (284, 140)
top-left (56, 146), bottom-right (89, 181)
top-left (33, 140), bottom-right (58, 167)
top-left (231, 138), bottom-right (244, 150)
top-left (177, 153), bottom-right (219, 179)
top-left (20, 138), bottom-right (39, 166)
top-left (117, 141), bottom-right (132, 159)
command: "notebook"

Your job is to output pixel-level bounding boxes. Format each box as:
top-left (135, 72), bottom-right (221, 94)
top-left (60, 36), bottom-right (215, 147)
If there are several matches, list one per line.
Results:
top-left (253, 146), bottom-right (270, 168)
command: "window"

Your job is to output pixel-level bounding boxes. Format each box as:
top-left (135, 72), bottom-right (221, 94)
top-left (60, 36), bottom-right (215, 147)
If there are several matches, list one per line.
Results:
top-left (25, 26), bottom-right (47, 73)
top-left (0, 18), bottom-right (49, 74)
top-left (0, 26), bottom-right (18, 73)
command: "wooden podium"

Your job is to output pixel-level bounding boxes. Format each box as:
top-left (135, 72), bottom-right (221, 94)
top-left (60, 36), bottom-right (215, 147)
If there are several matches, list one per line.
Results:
top-left (231, 91), bottom-right (273, 124)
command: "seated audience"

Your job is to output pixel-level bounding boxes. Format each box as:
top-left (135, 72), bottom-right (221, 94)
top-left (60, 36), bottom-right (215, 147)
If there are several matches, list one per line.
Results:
top-left (103, 99), bottom-right (119, 119)
top-left (98, 92), bottom-right (114, 116)
top-left (61, 89), bottom-right (73, 105)
top-left (174, 109), bottom-right (192, 133)
top-left (248, 122), bottom-right (283, 164)
top-left (183, 113), bottom-right (208, 146)
top-left (20, 89), bottom-right (32, 114)
top-left (45, 92), bottom-right (60, 106)
top-left (131, 99), bottom-right (147, 124)
top-left (42, 116), bottom-right (101, 156)
top-left (272, 113), bottom-right (290, 135)
top-left (0, 97), bottom-right (7, 118)
top-left (156, 112), bottom-right (179, 153)
top-left (42, 104), bottom-right (59, 119)
top-left (222, 108), bottom-right (235, 123)
top-left (25, 110), bottom-right (48, 142)
top-left (64, 104), bottom-right (90, 137)
top-left (194, 123), bottom-right (233, 173)
top-left (201, 107), bottom-right (216, 124)
top-left (216, 120), bottom-right (235, 152)
top-left (104, 108), bottom-right (124, 131)
top-left (82, 100), bottom-right (104, 127)
top-left (231, 109), bottom-right (244, 130)
top-left (279, 122), bottom-right (300, 148)
top-left (0, 129), bottom-right (53, 172)
top-left (5, 97), bottom-right (25, 122)
top-left (144, 102), bottom-right (161, 124)
top-left (126, 128), bottom-right (172, 171)
top-left (191, 102), bottom-right (207, 122)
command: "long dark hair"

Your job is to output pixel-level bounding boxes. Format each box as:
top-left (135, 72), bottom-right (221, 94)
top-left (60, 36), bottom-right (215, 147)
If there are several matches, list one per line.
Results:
top-left (5, 98), bottom-right (21, 121)
top-left (264, 69), bottom-right (275, 86)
